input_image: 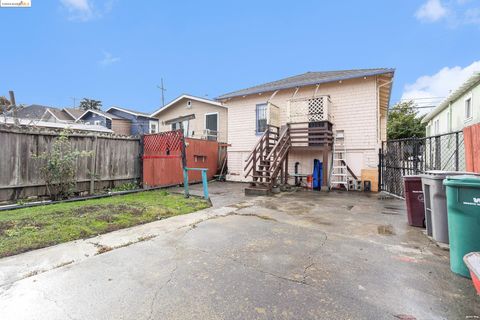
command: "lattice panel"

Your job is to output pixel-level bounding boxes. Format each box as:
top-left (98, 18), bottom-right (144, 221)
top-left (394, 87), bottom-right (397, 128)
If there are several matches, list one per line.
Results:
top-left (288, 96), bottom-right (327, 123)
top-left (143, 130), bottom-right (183, 156)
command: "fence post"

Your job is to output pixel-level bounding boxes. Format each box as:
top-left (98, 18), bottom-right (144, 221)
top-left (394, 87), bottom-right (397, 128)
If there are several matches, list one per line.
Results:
top-left (455, 132), bottom-right (459, 171)
top-left (89, 135), bottom-right (98, 195)
top-left (378, 146), bottom-right (383, 192)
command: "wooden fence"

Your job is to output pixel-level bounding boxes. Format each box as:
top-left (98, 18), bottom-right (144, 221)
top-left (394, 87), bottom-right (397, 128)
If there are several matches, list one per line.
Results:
top-left (464, 123), bottom-right (480, 173)
top-left (0, 126), bottom-right (141, 202)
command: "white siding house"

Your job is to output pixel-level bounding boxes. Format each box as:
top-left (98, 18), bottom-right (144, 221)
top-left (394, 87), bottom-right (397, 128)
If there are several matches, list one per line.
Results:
top-left (217, 69), bottom-right (394, 191)
top-left (423, 72), bottom-right (480, 136)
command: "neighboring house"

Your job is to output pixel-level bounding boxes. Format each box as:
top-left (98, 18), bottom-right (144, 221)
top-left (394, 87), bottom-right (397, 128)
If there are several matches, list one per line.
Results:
top-left (423, 72), bottom-right (480, 136)
top-left (106, 106), bottom-right (159, 135)
top-left (63, 108), bottom-right (85, 121)
top-left (150, 94), bottom-right (228, 142)
top-left (6, 104), bottom-right (50, 119)
top-left (0, 115), bottom-right (113, 133)
top-left (76, 109), bottom-right (132, 135)
top-left (5, 105), bottom-right (89, 124)
top-left (40, 108), bottom-right (76, 123)
top-left (216, 68), bottom-right (394, 193)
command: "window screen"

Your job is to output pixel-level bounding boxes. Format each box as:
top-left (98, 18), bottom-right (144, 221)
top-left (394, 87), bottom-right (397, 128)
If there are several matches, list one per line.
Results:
top-left (256, 104), bottom-right (267, 134)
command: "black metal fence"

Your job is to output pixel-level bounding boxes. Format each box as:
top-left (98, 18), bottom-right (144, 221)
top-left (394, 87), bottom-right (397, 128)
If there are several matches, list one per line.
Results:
top-left (379, 131), bottom-right (464, 197)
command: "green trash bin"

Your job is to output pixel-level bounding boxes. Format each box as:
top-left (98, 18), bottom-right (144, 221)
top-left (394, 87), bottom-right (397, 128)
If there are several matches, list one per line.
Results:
top-left (444, 175), bottom-right (480, 278)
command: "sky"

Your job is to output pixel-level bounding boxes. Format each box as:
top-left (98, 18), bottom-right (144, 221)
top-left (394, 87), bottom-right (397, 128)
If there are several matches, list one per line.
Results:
top-left (1, 0), bottom-right (480, 114)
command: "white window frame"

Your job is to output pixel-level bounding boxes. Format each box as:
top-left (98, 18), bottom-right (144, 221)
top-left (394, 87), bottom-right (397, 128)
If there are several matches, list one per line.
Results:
top-left (94, 120), bottom-right (102, 126)
top-left (465, 95), bottom-right (473, 121)
top-left (204, 112), bottom-right (219, 140)
top-left (149, 120), bottom-right (158, 134)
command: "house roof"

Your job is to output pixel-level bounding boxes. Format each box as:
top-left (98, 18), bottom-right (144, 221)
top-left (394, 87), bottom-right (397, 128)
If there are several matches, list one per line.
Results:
top-left (63, 108), bottom-right (85, 120)
top-left (7, 104), bottom-right (49, 119)
top-left (106, 106), bottom-right (153, 118)
top-left (422, 72), bottom-right (480, 123)
top-left (0, 116), bottom-right (114, 133)
top-left (76, 109), bottom-right (123, 122)
top-left (43, 108), bottom-right (75, 121)
top-left (217, 68), bottom-right (395, 100)
top-left (150, 94), bottom-right (225, 118)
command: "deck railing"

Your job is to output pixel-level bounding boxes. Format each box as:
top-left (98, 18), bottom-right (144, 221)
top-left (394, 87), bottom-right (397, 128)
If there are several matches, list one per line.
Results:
top-left (287, 95), bottom-right (332, 123)
top-left (288, 121), bottom-right (333, 149)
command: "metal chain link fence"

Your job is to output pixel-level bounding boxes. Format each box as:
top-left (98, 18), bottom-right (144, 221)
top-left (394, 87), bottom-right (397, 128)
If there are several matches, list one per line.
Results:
top-left (380, 131), bottom-right (464, 197)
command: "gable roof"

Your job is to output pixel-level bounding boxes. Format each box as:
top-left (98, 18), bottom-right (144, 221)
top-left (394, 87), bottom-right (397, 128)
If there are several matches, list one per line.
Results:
top-left (63, 108), bottom-right (85, 120)
top-left (150, 94), bottom-right (225, 118)
top-left (42, 108), bottom-right (75, 122)
top-left (422, 72), bottom-right (480, 123)
top-left (217, 68), bottom-right (395, 100)
top-left (106, 106), bottom-right (153, 118)
top-left (76, 109), bottom-right (123, 122)
top-left (7, 104), bottom-right (49, 119)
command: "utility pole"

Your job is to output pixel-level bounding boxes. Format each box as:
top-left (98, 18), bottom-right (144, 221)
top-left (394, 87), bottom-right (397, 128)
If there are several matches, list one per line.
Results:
top-left (157, 78), bottom-right (166, 107)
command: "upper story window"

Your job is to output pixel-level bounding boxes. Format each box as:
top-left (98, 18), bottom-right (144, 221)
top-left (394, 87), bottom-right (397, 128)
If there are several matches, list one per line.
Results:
top-left (256, 103), bottom-right (267, 134)
top-left (465, 97), bottom-right (472, 120)
top-left (150, 122), bottom-right (158, 134)
top-left (94, 120), bottom-right (101, 126)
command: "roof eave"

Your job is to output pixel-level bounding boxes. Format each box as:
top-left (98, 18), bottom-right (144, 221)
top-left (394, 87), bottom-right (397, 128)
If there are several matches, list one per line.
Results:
top-left (217, 69), bottom-right (395, 100)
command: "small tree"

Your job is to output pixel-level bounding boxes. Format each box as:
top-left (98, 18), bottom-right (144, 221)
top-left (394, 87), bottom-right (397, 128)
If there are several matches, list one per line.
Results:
top-left (34, 130), bottom-right (91, 200)
top-left (387, 100), bottom-right (427, 140)
top-left (79, 98), bottom-right (102, 111)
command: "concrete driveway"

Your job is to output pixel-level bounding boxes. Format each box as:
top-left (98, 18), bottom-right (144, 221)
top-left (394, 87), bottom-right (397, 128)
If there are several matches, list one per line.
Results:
top-left (0, 182), bottom-right (478, 320)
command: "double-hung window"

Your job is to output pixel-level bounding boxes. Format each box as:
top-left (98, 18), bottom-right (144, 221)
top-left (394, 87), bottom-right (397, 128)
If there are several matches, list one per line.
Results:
top-left (465, 97), bottom-right (472, 120)
top-left (256, 103), bottom-right (267, 134)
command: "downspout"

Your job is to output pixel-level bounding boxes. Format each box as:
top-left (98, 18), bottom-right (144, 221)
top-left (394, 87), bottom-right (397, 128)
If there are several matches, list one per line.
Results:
top-left (377, 78), bottom-right (393, 146)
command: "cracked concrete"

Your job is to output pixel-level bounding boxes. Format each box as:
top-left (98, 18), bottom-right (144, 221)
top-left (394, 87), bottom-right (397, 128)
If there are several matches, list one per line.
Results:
top-left (0, 182), bottom-right (478, 319)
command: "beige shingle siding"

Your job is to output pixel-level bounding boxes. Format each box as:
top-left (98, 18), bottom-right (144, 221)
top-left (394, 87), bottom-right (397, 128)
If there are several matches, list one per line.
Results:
top-left (153, 99), bottom-right (228, 142)
top-left (225, 76), bottom-right (382, 180)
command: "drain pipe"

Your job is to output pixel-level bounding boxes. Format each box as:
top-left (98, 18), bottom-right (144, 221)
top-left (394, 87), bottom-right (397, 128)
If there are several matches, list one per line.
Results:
top-left (377, 79), bottom-right (393, 144)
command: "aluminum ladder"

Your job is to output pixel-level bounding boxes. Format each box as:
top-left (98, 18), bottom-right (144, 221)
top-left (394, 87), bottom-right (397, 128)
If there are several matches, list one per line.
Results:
top-left (329, 130), bottom-right (349, 190)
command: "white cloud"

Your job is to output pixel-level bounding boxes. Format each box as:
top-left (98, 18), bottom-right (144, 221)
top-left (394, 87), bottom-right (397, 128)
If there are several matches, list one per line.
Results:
top-left (60, 0), bottom-right (94, 21)
top-left (401, 61), bottom-right (480, 111)
top-left (60, 0), bottom-right (115, 21)
top-left (99, 51), bottom-right (120, 67)
top-left (415, 0), bottom-right (448, 22)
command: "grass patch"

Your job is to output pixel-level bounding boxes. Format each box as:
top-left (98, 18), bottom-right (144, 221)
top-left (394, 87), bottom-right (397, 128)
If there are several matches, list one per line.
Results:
top-left (0, 190), bottom-right (210, 258)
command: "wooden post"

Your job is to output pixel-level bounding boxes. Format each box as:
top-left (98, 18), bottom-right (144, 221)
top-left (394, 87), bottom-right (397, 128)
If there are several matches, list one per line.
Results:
top-left (284, 152), bottom-right (289, 185)
top-left (89, 136), bottom-right (98, 195)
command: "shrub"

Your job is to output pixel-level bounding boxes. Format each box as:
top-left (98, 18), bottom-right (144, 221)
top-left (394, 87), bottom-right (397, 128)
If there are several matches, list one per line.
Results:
top-left (34, 130), bottom-right (92, 200)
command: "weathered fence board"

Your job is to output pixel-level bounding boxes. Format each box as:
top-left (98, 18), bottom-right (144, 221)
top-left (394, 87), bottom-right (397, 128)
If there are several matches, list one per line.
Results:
top-left (0, 127), bottom-right (141, 202)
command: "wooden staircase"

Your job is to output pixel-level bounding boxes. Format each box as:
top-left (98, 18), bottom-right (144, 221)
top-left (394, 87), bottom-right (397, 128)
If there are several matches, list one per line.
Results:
top-left (244, 125), bottom-right (291, 195)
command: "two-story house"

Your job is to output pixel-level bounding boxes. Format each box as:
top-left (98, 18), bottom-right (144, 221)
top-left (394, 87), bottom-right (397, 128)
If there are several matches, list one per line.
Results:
top-left (216, 68), bottom-right (395, 194)
top-left (423, 72), bottom-right (480, 136)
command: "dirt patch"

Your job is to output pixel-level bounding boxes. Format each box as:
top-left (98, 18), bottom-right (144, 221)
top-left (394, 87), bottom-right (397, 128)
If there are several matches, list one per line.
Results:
top-left (377, 224), bottom-right (395, 235)
top-left (0, 221), bottom-right (15, 236)
top-left (95, 244), bottom-right (113, 255)
top-left (72, 204), bottom-right (146, 217)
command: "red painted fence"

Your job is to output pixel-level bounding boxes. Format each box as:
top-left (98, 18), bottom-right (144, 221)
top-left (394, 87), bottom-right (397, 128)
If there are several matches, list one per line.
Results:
top-left (464, 123), bottom-right (480, 173)
top-left (143, 130), bottom-right (219, 187)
